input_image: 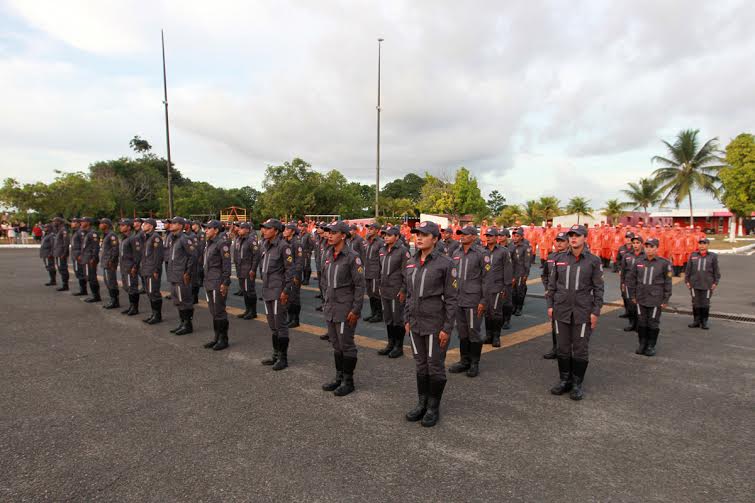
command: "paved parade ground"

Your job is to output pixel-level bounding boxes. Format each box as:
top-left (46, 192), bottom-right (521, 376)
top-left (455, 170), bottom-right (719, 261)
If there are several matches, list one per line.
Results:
top-left (1, 249), bottom-right (753, 502)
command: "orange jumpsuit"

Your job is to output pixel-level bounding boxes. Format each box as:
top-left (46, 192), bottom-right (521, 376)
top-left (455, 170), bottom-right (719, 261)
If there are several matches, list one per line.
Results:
top-left (588, 225), bottom-right (602, 253)
top-left (670, 232), bottom-right (686, 267)
top-left (600, 226), bottom-right (613, 260)
top-left (539, 227), bottom-right (555, 261)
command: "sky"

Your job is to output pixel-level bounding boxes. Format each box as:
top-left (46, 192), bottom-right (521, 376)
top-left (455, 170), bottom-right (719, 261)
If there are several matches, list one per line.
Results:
top-left (1, 0), bottom-right (753, 210)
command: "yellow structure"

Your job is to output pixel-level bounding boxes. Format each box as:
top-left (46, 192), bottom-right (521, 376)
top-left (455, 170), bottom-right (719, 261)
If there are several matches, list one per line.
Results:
top-left (220, 206), bottom-right (247, 223)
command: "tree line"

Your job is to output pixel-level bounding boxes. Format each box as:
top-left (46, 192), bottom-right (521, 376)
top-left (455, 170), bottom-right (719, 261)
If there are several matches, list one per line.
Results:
top-left (1, 130), bottom-right (752, 226)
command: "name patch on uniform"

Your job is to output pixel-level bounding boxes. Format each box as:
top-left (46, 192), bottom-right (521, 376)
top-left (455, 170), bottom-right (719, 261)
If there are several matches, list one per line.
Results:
top-left (556, 262), bottom-right (567, 266)
top-left (406, 264), bottom-right (416, 269)
top-left (453, 256), bottom-right (460, 260)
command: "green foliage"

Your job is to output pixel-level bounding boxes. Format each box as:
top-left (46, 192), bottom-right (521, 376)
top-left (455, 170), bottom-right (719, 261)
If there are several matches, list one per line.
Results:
top-left (565, 197), bottom-right (593, 224)
top-left (496, 204), bottom-right (524, 226)
top-left (538, 196), bottom-right (561, 221)
top-left (381, 173), bottom-right (425, 202)
top-left (524, 200), bottom-right (540, 224)
top-left (602, 199), bottom-right (626, 224)
top-left (720, 133), bottom-right (755, 217)
top-left (486, 190), bottom-right (506, 215)
top-left (417, 168), bottom-right (487, 217)
top-left (652, 129), bottom-right (725, 225)
top-left (621, 177), bottom-right (664, 215)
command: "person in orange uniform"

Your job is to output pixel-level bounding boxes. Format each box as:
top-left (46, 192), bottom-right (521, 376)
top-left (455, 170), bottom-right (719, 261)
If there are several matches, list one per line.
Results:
top-left (451, 219), bottom-right (462, 241)
top-left (600, 223), bottom-right (613, 268)
top-left (539, 223), bottom-right (555, 268)
top-left (684, 227), bottom-right (697, 266)
top-left (528, 224), bottom-right (542, 265)
top-left (669, 225), bottom-right (686, 276)
top-left (611, 225), bottom-right (625, 272)
top-left (480, 219), bottom-right (489, 246)
top-left (588, 223), bottom-right (601, 255)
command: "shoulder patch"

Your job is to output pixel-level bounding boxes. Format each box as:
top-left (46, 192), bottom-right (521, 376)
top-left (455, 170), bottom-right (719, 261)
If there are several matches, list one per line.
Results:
top-left (285, 247), bottom-right (292, 255)
top-left (355, 257), bottom-right (362, 265)
top-left (451, 268), bottom-right (458, 278)
top-left (484, 255), bottom-right (490, 263)
top-left (357, 266), bottom-right (363, 274)
top-left (223, 245), bottom-right (229, 252)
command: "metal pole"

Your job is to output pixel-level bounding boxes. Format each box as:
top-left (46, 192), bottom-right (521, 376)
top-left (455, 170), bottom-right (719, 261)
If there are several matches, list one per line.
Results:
top-left (161, 29), bottom-right (174, 218)
top-left (375, 38), bottom-right (383, 219)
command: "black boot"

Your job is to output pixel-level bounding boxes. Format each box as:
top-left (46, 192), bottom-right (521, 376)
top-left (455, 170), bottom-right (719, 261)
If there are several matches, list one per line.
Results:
top-left (272, 338), bottom-right (289, 370)
top-left (334, 356), bottom-right (356, 396)
top-left (84, 285), bottom-right (101, 303)
top-left (56, 282), bottom-right (69, 292)
top-left (421, 378), bottom-right (446, 427)
top-left (377, 326), bottom-right (394, 356)
top-left (644, 329), bottom-right (658, 356)
top-left (192, 286), bottom-right (199, 305)
top-left (491, 320), bottom-right (501, 348)
top-left (405, 374), bottom-right (429, 422)
top-left (261, 334), bottom-right (279, 365)
top-left (543, 328), bottom-right (557, 359)
top-left (364, 298), bottom-right (377, 321)
top-left (550, 357), bottom-right (572, 395)
top-left (569, 359), bottom-right (588, 401)
top-left (127, 294), bottom-right (140, 316)
top-left (238, 295), bottom-right (252, 319)
top-left (483, 322), bottom-right (493, 344)
top-left (636, 326), bottom-right (648, 355)
top-left (466, 342), bottom-right (482, 377)
top-left (72, 279), bottom-right (88, 296)
top-left (322, 353), bottom-right (344, 391)
top-left (145, 299), bottom-right (162, 324)
top-left (369, 300), bottom-right (383, 323)
top-left (204, 321), bottom-right (220, 348)
top-left (624, 312), bottom-right (637, 332)
top-left (45, 271), bottom-right (57, 286)
top-left (700, 307), bottom-right (709, 330)
top-left (212, 320), bottom-right (229, 350)
top-left (619, 298), bottom-right (629, 318)
top-left (502, 307), bottom-right (512, 330)
top-left (103, 289), bottom-right (119, 309)
top-left (388, 326), bottom-right (405, 358)
top-left (243, 295), bottom-right (258, 320)
top-left (513, 302), bottom-right (523, 316)
top-left (688, 307), bottom-right (701, 328)
top-left (448, 339), bottom-right (471, 373)
top-left (287, 304), bottom-right (300, 328)
top-left (175, 309), bottom-right (194, 335)
top-left (171, 311), bottom-right (186, 334)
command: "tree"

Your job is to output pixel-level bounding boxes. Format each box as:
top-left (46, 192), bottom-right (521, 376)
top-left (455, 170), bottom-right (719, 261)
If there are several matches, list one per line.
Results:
top-left (496, 204), bottom-right (524, 226)
top-left (129, 135), bottom-right (153, 154)
top-left (417, 174), bottom-right (455, 214)
top-left (566, 197), bottom-right (593, 224)
top-left (381, 173), bottom-right (425, 202)
top-left (652, 129), bottom-right (725, 226)
top-left (524, 200), bottom-right (540, 224)
top-left (486, 190), bottom-right (506, 215)
top-left (719, 133), bottom-right (755, 218)
top-left (621, 177), bottom-right (664, 218)
top-left (451, 167), bottom-right (488, 216)
top-left (602, 199), bottom-right (626, 225)
top-left (538, 196), bottom-right (561, 222)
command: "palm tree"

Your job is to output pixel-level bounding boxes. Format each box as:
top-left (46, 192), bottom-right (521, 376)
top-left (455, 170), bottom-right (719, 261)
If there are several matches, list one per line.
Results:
top-left (524, 200), bottom-right (540, 224)
top-left (602, 199), bottom-right (625, 225)
top-left (496, 204), bottom-right (524, 227)
top-left (538, 196), bottom-right (561, 222)
top-left (566, 197), bottom-right (593, 224)
top-left (652, 129), bottom-right (725, 226)
top-left (621, 178), bottom-right (664, 221)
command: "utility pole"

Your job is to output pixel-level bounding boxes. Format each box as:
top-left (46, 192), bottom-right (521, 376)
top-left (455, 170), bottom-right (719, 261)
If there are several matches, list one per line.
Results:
top-left (375, 38), bottom-right (384, 219)
top-left (161, 29), bottom-right (174, 218)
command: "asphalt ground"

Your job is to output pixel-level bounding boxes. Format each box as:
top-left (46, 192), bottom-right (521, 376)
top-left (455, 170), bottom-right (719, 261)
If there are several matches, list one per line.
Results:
top-left (1, 249), bottom-right (753, 502)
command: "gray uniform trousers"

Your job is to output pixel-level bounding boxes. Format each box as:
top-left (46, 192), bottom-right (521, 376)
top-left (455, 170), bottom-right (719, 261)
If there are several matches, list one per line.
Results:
top-left (327, 320), bottom-right (357, 358)
top-left (142, 273), bottom-right (163, 302)
top-left (690, 289), bottom-right (713, 309)
top-left (381, 296), bottom-right (404, 326)
top-left (206, 288), bottom-right (228, 321)
top-left (171, 282), bottom-right (193, 310)
top-left (103, 266), bottom-right (118, 289)
top-left (456, 305), bottom-right (483, 343)
top-left (636, 304), bottom-right (662, 330)
top-left (555, 317), bottom-right (592, 361)
top-left (408, 331), bottom-right (445, 380)
top-left (265, 299), bottom-right (289, 341)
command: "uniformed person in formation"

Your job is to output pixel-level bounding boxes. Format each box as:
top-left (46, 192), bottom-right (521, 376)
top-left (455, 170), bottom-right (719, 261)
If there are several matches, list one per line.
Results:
top-left (79, 217), bottom-right (102, 303)
top-left (190, 220), bottom-right (206, 304)
top-left (139, 218), bottom-right (164, 325)
top-left (315, 223), bottom-right (330, 314)
top-left (282, 222), bottom-right (304, 328)
top-left (546, 225), bottom-right (604, 401)
top-left (200, 220), bottom-right (232, 350)
top-left (376, 226), bottom-right (409, 358)
top-left (482, 227), bottom-right (513, 348)
top-left (162, 220), bottom-right (174, 299)
top-left (52, 217), bottom-right (70, 291)
top-left (320, 221), bottom-right (366, 396)
top-left (629, 238), bottom-right (672, 357)
top-left (40, 224), bottom-right (57, 286)
top-left (510, 228), bottom-right (531, 317)
top-left (298, 221), bottom-right (314, 285)
top-left (620, 234), bottom-right (645, 332)
top-left (541, 231), bottom-right (568, 359)
top-left (362, 223), bottom-right (384, 323)
top-left (99, 218), bottom-right (120, 309)
top-left (438, 226), bottom-right (460, 257)
top-left (132, 218), bottom-right (147, 295)
top-left (617, 231), bottom-right (636, 321)
top-left (70, 218), bottom-right (88, 296)
top-left (259, 219), bottom-right (295, 370)
top-left (496, 228), bottom-right (514, 329)
top-left (448, 225), bottom-right (488, 378)
top-left (118, 218), bottom-right (141, 316)
top-left (404, 221), bottom-right (458, 427)
top-left (685, 238), bottom-right (720, 330)
top-left (234, 222), bottom-right (260, 320)
top-left (165, 217), bottom-right (197, 336)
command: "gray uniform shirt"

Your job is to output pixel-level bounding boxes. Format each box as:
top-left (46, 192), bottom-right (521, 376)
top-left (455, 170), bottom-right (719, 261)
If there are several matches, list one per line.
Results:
top-left (685, 251), bottom-right (720, 290)
top-left (629, 256), bottom-right (672, 307)
top-left (80, 229), bottom-right (100, 263)
top-left (379, 243), bottom-right (409, 299)
top-left (203, 236), bottom-right (232, 290)
top-left (260, 235), bottom-right (295, 301)
top-left (53, 226), bottom-right (70, 257)
top-left (322, 247), bottom-right (365, 322)
top-left (450, 244), bottom-right (489, 308)
top-left (363, 235), bottom-right (384, 280)
top-left (546, 249), bottom-right (605, 324)
top-left (119, 232), bottom-right (141, 272)
top-left (100, 231), bottom-right (120, 270)
top-left (166, 233), bottom-right (197, 283)
top-left (404, 248), bottom-right (458, 336)
top-left (140, 232), bottom-right (164, 276)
